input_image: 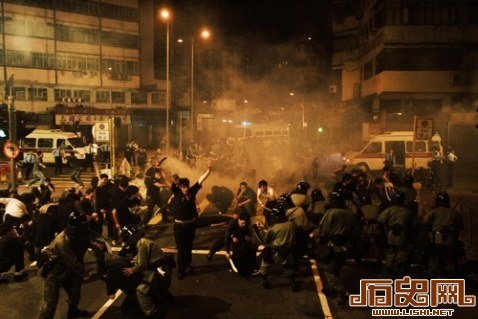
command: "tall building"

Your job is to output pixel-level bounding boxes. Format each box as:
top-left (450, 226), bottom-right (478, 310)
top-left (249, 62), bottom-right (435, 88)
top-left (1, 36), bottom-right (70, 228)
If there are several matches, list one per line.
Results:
top-left (0, 0), bottom-right (167, 146)
top-left (332, 0), bottom-right (478, 148)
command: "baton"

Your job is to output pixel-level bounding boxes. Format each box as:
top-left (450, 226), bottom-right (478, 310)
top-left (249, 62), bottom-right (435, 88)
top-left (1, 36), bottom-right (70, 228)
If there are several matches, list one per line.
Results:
top-left (226, 255), bottom-right (238, 273)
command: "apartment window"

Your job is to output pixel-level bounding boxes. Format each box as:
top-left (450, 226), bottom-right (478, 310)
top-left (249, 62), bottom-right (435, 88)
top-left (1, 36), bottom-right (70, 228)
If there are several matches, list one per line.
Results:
top-left (12, 87), bottom-right (26, 101)
top-left (57, 54), bottom-right (67, 69)
top-left (102, 31), bottom-right (139, 49)
top-left (55, 89), bottom-right (72, 101)
top-left (100, 3), bottom-right (138, 22)
top-left (73, 90), bottom-right (91, 102)
top-left (152, 92), bottom-right (166, 104)
top-left (374, 48), bottom-right (462, 74)
top-left (112, 91), bottom-right (125, 103)
top-left (96, 91), bottom-right (110, 103)
top-left (131, 92), bottom-right (147, 104)
top-left (56, 24), bottom-right (99, 44)
top-left (55, 0), bottom-right (98, 16)
top-left (126, 61), bottom-right (139, 74)
top-left (66, 56), bottom-right (77, 70)
top-left (77, 57), bottom-right (87, 70)
top-left (28, 87), bottom-right (48, 101)
top-left (5, 0), bottom-right (50, 9)
top-left (87, 58), bottom-right (99, 71)
top-left (103, 59), bottom-right (139, 75)
top-left (6, 51), bottom-right (26, 67)
top-left (5, 19), bottom-right (54, 38)
top-left (32, 52), bottom-right (52, 68)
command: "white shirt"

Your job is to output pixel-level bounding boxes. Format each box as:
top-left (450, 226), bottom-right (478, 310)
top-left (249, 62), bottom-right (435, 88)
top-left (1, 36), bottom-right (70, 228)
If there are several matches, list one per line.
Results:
top-left (0, 198), bottom-right (29, 220)
top-left (257, 187), bottom-right (278, 205)
top-left (447, 152), bottom-right (458, 163)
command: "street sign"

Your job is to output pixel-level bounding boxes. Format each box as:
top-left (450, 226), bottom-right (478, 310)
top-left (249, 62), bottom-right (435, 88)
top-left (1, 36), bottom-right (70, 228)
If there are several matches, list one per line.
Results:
top-left (92, 121), bottom-right (110, 142)
top-left (3, 140), bottom-right (20, 159)
top-left (415, 117), bottom-right (434, 140)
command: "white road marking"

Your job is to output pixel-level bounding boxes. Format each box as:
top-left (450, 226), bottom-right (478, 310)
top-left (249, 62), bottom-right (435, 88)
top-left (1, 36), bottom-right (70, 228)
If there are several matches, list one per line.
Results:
top-left (95, 249), bottom-right (328, 318)
top-left (92, 289), bottom-right (123, 319)
top-left (309, 259), bottom-right (334, 319)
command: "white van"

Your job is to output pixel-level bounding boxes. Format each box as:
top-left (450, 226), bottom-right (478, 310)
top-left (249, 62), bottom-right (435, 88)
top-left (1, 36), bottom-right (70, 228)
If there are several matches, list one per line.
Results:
top-left (226, 123), bottom-right (290, 146)
top-left (344, 131), bottom-right (443, 172)
top-left (20, 129), bottom-right (87, 164)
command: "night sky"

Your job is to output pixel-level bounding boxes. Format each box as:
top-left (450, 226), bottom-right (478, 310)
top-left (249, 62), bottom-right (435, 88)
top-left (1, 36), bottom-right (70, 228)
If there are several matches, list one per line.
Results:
top-left (169, 0), bottom-right (332, 44)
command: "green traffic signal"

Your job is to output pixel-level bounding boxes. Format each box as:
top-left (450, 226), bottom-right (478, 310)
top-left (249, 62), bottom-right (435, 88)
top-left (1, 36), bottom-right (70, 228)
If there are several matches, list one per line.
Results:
top-left (317, 127), bottom-right (323, 133)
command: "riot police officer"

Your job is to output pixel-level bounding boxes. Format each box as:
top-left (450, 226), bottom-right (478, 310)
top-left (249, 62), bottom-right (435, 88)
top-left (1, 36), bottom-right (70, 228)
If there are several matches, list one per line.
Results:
top-left (38, 211), bottom-right (90, 319)
top-left (290, 181), bottom-right (310, 211)
top-left (310, 191), bottom-right (359, 305)
top-left (423, 192), bottom-right (462, 277)
top-left (259, 204), bottom-right (298, 292)
top-left (377, 190), bottom-right (413, 276)
top-left (121, 225), bottom-right (174, 318)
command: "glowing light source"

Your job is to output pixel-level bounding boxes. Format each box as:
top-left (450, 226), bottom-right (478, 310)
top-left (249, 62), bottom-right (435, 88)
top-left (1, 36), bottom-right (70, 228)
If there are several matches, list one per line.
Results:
top-left (241, 121), bottom-right (251, 127)
top-left (160, 8), bottom-right (170, 21)
top-left (201, 29), bottom-right (211, 39)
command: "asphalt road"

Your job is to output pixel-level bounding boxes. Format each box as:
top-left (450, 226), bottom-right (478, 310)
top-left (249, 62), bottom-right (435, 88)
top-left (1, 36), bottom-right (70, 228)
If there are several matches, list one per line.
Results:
top-left (1, 222), bottom-right (477, 319)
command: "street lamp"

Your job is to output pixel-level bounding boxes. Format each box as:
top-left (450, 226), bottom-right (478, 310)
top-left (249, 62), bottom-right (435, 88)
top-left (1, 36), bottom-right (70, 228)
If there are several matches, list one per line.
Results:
top-left (190, 28), bottom-right (211, 141)
top-left (160, 8), bottom-right (171, 152)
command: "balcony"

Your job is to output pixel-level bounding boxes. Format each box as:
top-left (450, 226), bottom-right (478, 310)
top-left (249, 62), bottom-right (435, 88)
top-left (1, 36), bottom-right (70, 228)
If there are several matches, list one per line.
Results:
top-left (360, 71), bottom-right (478, 97)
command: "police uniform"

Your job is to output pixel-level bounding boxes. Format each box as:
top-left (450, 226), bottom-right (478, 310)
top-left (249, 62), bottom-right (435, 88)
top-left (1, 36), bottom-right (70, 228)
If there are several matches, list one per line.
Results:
top-left (377, 205), bottom-right (412, 275)
top-left (38, 230), bottom-right (88, 319)
top-left (259, 219), bottom-right (296, 284)
top-left (133, 237), bottom-right (172, 317)
top-left (313, 206), bottom-right (359, 297)
top-left (423, 206), bottom-right (461, 277)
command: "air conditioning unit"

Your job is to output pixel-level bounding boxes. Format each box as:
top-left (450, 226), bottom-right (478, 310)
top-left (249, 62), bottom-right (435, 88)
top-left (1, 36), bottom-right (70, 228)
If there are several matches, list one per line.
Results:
top-left (328, 85), bottom-right (338, 93)
top-left (451, 72), bottom-right (468, 85)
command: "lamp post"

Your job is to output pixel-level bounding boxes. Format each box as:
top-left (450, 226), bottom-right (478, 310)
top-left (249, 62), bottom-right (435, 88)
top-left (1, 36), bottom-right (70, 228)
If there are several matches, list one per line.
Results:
top-left (160, 8), bottom-right (171, 152)
top-left (190, 28), bottom-right (210, 141)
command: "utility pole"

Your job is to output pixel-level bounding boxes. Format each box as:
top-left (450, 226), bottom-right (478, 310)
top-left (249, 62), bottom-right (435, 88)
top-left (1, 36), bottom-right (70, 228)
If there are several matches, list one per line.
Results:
top-left (8, 96), bottom-right (16, 191)
top-left (2, 2), bottom-right (16, 191)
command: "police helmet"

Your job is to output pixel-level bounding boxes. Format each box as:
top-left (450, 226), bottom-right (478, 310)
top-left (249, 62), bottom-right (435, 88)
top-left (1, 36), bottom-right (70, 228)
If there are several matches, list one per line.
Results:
top-left (296, 181), bottom-right (310, 194)
top-left (121, 225), bottom-right (145, 246)
top-left (67, 211), bottom-right (88, 228)
top-left (270, 204), bottom-right (287, 222)
top-left (311, 188), bottom-right (325, 201)
top-left (277, 193), bottom-right (294, 209)
top-left (435, 191), bottom-right (450, 208)
top-left (328, 191), bottom-right (345, 208)
top-left (392, 190), bottom-right (405, 205)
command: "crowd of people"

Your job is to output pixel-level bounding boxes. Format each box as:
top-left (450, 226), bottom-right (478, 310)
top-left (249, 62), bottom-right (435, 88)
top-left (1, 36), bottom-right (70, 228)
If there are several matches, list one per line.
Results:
top-left (0, 147), bottom-right (467, 318)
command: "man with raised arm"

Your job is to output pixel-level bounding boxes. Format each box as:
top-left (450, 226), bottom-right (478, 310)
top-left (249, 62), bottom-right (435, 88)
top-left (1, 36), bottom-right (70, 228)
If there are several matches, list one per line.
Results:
top-left (170, 160), bottom-right (213, 280)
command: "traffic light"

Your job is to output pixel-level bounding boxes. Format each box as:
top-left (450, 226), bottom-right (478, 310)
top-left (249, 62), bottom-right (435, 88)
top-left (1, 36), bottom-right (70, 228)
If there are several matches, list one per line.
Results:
top-left (317, 127), bottom-right (324, 133)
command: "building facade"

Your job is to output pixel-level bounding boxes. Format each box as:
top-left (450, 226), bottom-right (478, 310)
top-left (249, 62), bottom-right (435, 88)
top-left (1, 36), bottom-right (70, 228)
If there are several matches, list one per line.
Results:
top-left (1, 0), bottom-right (167, 146)
top-left (332, 0), bottom-right (478, 150)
